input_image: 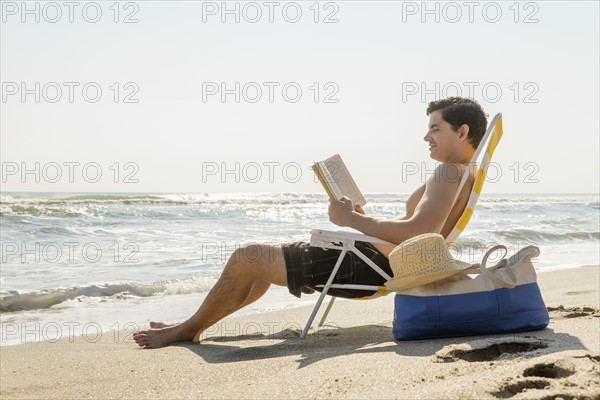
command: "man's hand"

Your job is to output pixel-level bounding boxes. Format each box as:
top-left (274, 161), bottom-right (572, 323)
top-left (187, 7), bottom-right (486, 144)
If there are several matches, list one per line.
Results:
top-left (354, 204), bottom-right (366, 215)
top-left (328, 197), bottom-right (358, 227)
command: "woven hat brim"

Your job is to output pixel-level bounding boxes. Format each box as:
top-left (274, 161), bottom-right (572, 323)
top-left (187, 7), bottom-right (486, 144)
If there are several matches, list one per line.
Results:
top-left (385, 260), bottom-right (472, 291)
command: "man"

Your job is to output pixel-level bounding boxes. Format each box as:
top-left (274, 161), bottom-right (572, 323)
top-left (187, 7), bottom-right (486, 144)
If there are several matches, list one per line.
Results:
top-left (133, 97), bottom-right (488, 348)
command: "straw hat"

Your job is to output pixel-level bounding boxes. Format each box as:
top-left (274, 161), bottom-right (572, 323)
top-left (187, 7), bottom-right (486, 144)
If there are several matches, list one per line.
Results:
top-left (385, 233), bottom-right (472, 291)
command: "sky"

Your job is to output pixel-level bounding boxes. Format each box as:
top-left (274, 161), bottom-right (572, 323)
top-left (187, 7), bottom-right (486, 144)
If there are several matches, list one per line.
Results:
top-left (1, 0), bottom-right (599, 194)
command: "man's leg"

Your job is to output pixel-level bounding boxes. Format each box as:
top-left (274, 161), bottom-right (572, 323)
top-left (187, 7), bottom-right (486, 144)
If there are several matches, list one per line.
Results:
top-left (133, 243), bottom-right (287, 348)
top-left (148, 280), bottom-right (271, 329)
top-left (236, 279), bottom-right (271, 310)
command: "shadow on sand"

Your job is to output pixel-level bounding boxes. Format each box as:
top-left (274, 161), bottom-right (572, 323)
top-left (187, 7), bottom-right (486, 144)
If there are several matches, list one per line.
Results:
top-left (172, 323), bottom-right (587, 369)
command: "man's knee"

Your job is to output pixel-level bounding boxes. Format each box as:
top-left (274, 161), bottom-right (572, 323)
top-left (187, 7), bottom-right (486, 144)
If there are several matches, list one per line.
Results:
top-left (226, 243), bottom-right (284, 283)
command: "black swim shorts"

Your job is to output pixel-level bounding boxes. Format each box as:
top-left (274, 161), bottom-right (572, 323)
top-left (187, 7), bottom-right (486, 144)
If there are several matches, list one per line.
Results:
top-left (281, 241), bottom-right (393, 299)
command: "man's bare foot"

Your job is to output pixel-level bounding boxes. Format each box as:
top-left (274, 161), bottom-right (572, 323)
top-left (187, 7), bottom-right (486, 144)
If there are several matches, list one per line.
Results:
top-left (133, 324), bottom-right (195, 349)
top-left (149, 321), bottom-right (173, 329)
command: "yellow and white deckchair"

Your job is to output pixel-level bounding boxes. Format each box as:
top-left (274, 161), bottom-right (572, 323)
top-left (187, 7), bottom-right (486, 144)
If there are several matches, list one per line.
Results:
top-left (301, 113), bottom-right (504, 338)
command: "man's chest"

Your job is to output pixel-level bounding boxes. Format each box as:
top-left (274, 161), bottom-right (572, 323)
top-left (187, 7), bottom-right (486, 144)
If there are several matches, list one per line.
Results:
top-left (405, 184), bottom-right (426, 217)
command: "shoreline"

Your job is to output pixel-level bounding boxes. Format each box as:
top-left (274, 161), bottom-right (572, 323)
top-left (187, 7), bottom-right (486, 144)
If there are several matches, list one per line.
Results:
top-left (1, 266), bottom-right (599, 399)
top-left (1, 264), bottom-right (598, 348)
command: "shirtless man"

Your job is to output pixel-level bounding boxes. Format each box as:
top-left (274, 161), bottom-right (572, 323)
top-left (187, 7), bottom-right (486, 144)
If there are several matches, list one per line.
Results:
top-left (133, 97), bottom-right (488, 348)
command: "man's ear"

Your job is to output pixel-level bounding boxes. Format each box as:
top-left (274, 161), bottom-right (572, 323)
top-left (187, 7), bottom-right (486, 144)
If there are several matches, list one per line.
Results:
top-left (458, 124), bottom-right (470, 142)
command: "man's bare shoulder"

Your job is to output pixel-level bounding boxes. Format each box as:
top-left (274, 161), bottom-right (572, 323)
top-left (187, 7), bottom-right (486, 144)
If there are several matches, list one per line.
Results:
top-left (429, 163), bottom-right (468, 187)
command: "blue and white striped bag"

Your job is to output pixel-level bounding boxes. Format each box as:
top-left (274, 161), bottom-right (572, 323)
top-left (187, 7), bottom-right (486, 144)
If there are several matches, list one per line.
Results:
top-left (392, 245), bottom-right (549, 340)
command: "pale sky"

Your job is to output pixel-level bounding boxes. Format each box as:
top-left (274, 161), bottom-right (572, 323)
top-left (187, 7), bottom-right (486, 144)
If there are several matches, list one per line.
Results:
top-left (1, 0), bottom-right (599, 194)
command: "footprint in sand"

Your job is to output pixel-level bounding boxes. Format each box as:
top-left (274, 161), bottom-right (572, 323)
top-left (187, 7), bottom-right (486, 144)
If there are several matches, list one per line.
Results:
top-left (434, 339), bottom-right (599, 399)
top-left (547, 306), bottom-right (600, 319)
top-left (491, 356), bottom-right (598, 399)
top-left (522, 362), bottom-right (576, 379)
top-left (491, 379), bottom-right (550, 399)
top-left (435, 338), bottom-right (549, 363)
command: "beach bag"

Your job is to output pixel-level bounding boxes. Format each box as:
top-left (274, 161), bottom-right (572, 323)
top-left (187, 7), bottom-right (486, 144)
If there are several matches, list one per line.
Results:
top-left (392, 245), bottom-right (549, 340)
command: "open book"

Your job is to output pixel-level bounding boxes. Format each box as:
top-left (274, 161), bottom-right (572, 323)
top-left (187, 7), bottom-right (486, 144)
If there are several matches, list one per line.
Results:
top-left (312, 154), bottom-right (367, 207)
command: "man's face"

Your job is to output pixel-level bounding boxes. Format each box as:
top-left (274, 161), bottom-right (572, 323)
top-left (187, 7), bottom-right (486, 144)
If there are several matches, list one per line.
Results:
top-left (424, 110), bottom-right (461, 163)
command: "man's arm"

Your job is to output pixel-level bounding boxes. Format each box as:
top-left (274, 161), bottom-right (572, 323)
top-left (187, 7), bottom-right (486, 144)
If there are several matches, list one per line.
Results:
top-left (328, 164), bottom-right (460, 245)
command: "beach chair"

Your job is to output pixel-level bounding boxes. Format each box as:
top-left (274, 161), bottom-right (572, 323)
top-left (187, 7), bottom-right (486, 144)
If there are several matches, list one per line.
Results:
top-left (301, 113), bottom-right (504, 338)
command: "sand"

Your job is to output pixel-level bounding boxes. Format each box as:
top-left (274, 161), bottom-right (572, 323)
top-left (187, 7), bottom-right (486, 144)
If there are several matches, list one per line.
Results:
top-left (1, 266), bottom-right (599, 400)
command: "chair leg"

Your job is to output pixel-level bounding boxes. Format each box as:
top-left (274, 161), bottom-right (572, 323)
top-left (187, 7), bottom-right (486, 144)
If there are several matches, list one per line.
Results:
top-left (318, 297), bottom-right (336, 327)
top-left (300, 250), bottom-right (347, 339)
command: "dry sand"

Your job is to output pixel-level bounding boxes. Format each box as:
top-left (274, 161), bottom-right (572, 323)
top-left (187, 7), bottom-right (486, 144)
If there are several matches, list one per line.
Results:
top-left (1, 266), bottom-right (599, 400)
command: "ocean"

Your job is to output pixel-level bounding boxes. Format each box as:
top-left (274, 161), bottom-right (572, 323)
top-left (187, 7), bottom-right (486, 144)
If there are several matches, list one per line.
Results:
top-left (1, 192), bottom-right (598, 346)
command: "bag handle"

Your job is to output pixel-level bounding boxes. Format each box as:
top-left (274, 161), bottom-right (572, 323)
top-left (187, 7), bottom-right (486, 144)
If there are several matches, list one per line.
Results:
top-left (460, 245), bottom-right (518, 288)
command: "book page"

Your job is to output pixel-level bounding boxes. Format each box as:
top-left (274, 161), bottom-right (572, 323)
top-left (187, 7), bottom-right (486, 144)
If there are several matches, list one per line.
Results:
top-left (318, 154), bottom-right (367, 207)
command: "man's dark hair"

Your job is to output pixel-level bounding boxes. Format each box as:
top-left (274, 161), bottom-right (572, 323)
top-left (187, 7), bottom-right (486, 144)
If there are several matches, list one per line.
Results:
top-left (426, 97), bottom-right (488, 149)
